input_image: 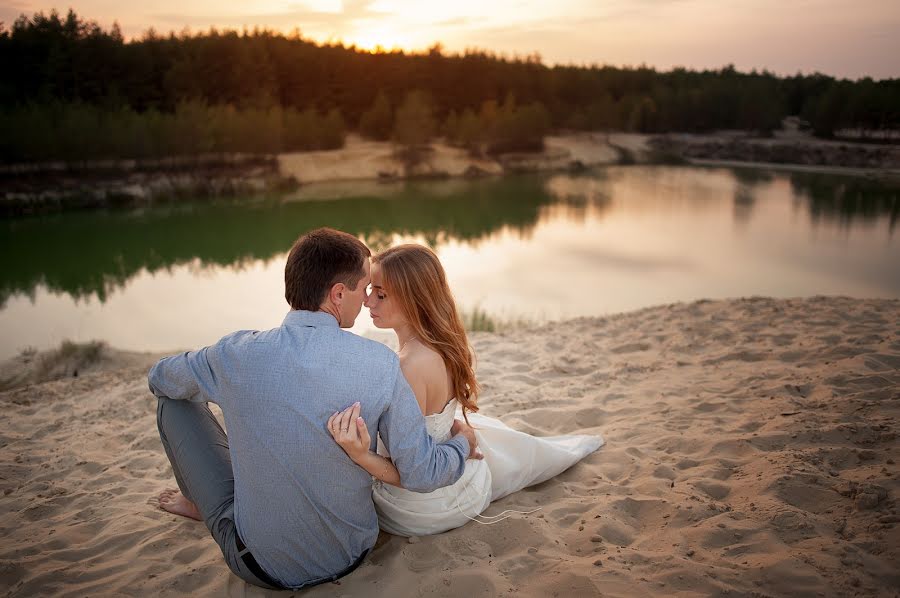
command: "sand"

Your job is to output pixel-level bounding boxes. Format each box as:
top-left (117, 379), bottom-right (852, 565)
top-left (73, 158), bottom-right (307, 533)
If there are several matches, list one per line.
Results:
top-left (278, 135), bottom-right (503, 184)
top-left (277, 133), bottom-right (631, 185)
top-left (1, 296), bottom-right (898, 597)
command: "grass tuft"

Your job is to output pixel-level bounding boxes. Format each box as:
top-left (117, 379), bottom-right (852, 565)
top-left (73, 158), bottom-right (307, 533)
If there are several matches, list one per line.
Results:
top-left (460, 306), bottom-right (535, 333)
top-left (36, 340), bottom-right (108, 381)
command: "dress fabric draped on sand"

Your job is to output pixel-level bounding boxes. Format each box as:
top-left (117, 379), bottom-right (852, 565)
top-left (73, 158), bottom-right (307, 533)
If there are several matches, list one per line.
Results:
top-left (373, 399), bottom-right (604, 536)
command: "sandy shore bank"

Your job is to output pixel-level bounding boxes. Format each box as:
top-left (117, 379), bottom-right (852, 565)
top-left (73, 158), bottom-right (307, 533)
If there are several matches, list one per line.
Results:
top-left (649, 133), bottom-right (900, 178)
top-left (257, 131), bottom-right (900, 186)
top-left (1, 296), bottom-right (897, 597)
top-left (276, 133), bottom-right (636, 184)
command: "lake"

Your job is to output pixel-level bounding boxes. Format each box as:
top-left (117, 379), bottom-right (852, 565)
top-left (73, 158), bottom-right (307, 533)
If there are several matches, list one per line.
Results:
top-left (1, 165), bottom-right (897, 360)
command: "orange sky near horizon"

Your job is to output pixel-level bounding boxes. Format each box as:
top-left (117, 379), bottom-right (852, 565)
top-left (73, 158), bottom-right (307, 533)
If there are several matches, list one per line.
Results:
top-left (2, 0), bottom-right (899, 79)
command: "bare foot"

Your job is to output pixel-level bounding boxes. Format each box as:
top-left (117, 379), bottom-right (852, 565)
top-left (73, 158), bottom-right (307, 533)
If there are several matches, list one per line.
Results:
top-left (157, 488), bottom-right (203, 521)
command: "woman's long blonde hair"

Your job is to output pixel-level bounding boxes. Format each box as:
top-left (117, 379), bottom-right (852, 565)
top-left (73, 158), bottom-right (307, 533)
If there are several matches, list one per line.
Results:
top-left (375, 244), bottom-right (479, 422)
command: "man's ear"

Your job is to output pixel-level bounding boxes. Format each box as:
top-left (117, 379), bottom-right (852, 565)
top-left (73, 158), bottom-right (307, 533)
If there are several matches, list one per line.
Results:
top-left (329, 282), bottom-right (346, 305)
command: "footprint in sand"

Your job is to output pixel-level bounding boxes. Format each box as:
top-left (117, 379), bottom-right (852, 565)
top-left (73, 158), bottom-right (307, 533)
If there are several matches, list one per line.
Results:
top-left (737, 420), bottom-right (763, 433)
top-left (497, 554), bottom-right (538, 577)
top-left (610, 342), bottom-right (651, 354)
top-left (770, 475), bottom-right (844, 514)
top-left (652, 465), bottom-right (677, 480)
top-left (548, 502), bottom-right (596, 526)
top-left (770, 510), bottom-right (818, 544)
top-left (693, 479), bottom-right (731, 500)
top-left (594, 519), bottom-right (636, 547)
top-left (709, 466), bottom-right (736, 481)
top-left (601, 392), bottom-right (626, 403)
top-left (828, 374), bottom-right (898, 400)
top-left (777, 350), bottom-right (807, 363)
top-left (702, 350), bottom-right (768, 365)
top-left (693, 401), bottom-right (726, 413)
top-left (129, 435), bottom-right (161, 452)
top-left (863, 353), bottom-right (900, 371)
top-left (545, 340), bottom-right (564, 352)
top-left (771, 333), bottom-right (798, 346)
top-left (21, 502), bottom-right (56, 522)
top-left (403, 543), bottom-right (452, 573)
top-left (172, 544), bottom-right (205, 565)
top-left (76, 461), bottom-right (105, 475)
top-left (707, 438), bottom-right (757, 459)
top-left (699, 524), bottom-right (750, 549)
top-left (610, 497), bottom-right (669, 522)
top-left (676, 458), bottom-right (701, 470)
top-left (434, 536), bottom-right (492, 560)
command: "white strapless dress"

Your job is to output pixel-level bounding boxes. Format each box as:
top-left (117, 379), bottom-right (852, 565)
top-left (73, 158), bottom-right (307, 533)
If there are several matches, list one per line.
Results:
top-left (373, 399), bottom-right (604, 536)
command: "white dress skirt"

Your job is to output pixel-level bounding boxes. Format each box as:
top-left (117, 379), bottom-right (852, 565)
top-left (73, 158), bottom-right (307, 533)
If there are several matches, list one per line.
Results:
top-left (373, 399), bottom-right (604, 536)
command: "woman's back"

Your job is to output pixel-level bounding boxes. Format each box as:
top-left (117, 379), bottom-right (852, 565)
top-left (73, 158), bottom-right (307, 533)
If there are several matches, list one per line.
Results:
top-left (398, 339), bottom-right (455, 416)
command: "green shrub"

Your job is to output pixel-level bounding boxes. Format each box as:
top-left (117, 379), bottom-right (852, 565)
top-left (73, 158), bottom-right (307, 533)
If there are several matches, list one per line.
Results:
top-left (359, 91), bottom-right (393, 141)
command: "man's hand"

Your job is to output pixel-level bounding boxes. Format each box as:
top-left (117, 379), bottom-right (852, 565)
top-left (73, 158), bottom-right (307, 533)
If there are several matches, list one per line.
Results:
top-left (451, 418), bottom-right (483, 460)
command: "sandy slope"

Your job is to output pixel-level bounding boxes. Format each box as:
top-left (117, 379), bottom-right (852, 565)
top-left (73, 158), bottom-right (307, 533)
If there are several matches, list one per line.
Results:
top-left (277, 133), bottom-right (632, 185)
top-left (1, 297), bottom-right (898, 597)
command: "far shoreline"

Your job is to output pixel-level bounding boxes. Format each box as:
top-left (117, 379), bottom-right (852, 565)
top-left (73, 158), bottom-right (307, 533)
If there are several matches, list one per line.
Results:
top-left (2, 131), bottom-right (899, 215)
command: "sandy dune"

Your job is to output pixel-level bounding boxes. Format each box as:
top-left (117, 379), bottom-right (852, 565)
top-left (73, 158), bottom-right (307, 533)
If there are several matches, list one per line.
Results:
top-left (1, 296), bottom-right (898, 597)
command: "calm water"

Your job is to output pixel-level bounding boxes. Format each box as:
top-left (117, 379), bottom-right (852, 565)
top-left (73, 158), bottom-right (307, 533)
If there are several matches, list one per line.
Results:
top-left (1, 166), bottom-right (897, 360)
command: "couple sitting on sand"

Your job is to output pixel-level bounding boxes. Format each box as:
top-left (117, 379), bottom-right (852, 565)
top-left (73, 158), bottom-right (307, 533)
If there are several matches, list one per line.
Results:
top-left (149, 227), bottom-right (603, 590)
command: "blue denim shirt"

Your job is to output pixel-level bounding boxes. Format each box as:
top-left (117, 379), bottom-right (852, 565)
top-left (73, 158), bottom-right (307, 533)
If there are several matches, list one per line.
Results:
top-left (148, 310), bottom-right (469, 588)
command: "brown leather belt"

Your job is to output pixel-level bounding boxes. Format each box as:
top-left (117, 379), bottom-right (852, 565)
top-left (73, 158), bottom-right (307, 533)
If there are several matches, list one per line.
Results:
top-left (235, 532), bottom-right (284, 589)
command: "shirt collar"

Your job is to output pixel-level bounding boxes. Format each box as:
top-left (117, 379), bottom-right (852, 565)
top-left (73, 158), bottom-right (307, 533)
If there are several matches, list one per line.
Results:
top-left (283, 309), bottom-right (339, 328)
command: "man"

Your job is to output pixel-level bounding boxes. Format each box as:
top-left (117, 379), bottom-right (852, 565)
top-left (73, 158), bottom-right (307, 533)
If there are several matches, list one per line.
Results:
top-left (150, 227), bottom-right (479, 590)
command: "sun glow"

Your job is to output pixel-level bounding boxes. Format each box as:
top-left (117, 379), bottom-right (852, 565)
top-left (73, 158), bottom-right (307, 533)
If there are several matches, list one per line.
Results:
top-left (349, 26), bottom-right (415, 53)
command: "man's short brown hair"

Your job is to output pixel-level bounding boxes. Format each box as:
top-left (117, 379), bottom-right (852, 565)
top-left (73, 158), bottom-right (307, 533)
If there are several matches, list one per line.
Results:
top-left (284, 228), bottom-right (371, 311)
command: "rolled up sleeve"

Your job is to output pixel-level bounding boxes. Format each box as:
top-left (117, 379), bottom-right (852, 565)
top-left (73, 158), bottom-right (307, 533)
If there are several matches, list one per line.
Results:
top-left (148, 345), bottom-right (219, 404)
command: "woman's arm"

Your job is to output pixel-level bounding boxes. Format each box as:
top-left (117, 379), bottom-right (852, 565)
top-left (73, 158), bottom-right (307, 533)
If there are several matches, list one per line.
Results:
top-left (351, 450), bottom-right (402, 487)
top-left (328, 404), bottom-right (402, 487)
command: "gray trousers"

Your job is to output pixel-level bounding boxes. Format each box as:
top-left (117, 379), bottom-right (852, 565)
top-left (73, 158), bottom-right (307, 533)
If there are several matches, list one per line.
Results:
top-left (156, 397), bottom-right (282, 590)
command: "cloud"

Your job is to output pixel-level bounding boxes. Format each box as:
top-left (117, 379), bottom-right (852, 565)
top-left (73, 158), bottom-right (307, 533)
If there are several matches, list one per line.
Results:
top-left (151, 0), bottom-right (387, 34)
top-left (435, 16), bottom-right (476, 28)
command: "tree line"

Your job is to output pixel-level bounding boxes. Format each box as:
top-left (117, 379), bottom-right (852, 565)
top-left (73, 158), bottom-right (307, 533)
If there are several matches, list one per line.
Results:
top-left (1, 10), bottom-right (898, 163)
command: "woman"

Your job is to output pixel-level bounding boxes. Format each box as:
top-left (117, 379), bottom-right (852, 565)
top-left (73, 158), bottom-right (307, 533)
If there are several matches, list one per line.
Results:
top-left (327, 244), bottom-right (603, 536)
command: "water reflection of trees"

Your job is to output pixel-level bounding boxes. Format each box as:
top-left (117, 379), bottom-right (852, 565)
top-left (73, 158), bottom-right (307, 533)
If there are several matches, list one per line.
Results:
top-left (3, 168), bottom-right (897, 307)
top-left (789, 173), bottom-right (899, 234)
top-left (0, 176), bottom-right (559, 305)
top-left (730, 167), bottom-right (775, 224)
top-left (725, 167), bottom-right (899, 232)
top-left (542, 173), bottom-right (613, 222)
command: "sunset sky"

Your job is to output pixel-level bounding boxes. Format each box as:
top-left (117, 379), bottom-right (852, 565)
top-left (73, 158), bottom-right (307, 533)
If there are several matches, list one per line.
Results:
top-left (2, 0), bottom-right (898, 79)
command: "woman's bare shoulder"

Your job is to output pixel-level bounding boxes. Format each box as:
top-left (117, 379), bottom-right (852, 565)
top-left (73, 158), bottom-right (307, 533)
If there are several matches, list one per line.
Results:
top-left (399, 343), bottom-right (444, 380)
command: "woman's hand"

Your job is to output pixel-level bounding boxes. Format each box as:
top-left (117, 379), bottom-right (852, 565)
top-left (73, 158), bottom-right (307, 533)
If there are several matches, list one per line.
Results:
top-left (327, 402), bottom-right (371, 462)
top-left (327, 403), bottom-right (402, 486)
